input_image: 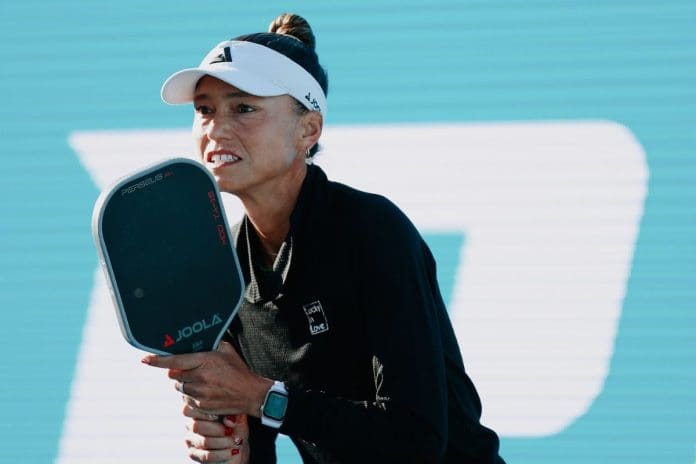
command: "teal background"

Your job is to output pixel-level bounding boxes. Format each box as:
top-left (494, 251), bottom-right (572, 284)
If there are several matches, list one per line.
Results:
top-left (1, 1), bottom-right (694, 462)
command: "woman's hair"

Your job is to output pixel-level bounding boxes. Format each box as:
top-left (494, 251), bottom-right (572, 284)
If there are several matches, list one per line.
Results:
top-left (268, 13), bottom-right (317, 53)
top-left (234, 13), bottom-right (328, 159)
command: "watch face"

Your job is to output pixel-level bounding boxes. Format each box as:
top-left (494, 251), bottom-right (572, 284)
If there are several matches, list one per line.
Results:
top-left (264, 391), bottom-right (288, 421)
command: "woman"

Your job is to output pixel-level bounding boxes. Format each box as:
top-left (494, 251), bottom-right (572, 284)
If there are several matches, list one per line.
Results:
top-left (143, 13), bottom-right (505, 464)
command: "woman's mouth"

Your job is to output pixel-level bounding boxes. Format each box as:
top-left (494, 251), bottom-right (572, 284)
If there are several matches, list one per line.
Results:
top-left (208, 152), bottom-right (241, 166)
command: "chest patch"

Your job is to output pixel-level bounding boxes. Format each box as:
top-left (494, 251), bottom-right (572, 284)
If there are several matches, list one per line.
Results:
top-left (302, 301), bottom-right (330, 335)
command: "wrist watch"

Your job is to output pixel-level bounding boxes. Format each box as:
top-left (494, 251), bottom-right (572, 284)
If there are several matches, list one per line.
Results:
top-left (261, 381), bottom-right (288, 428)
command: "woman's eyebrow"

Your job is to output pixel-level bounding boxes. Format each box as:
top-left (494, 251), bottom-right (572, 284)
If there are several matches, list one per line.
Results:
top-left (194, 91), bottom-right (253, 101)
top-left (225, 91), bottom-right (253, 98)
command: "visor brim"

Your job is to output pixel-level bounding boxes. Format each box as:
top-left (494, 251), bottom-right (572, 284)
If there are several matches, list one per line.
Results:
top-left (161, 67), bottom-right (288, 105)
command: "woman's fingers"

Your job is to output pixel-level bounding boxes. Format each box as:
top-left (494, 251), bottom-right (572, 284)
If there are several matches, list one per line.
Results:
top-left (186, 445), bottom-right (245, 463)
top-left (146, 343), bottom-right (266, 418)
top-left (183, 404), bottom-right (220, 421)
top-left (184, 413), bottom-right (249, 463)
top-left (221, 414), bottom-right (245, 427)
top-left (186, 418), bottom-right (225, 437)
top-left (185, 431), bottom-right (235, 450)
top-left (142, 352), bottom-right (204, 371)
top-left (185, 416), bottom-right (248, 440)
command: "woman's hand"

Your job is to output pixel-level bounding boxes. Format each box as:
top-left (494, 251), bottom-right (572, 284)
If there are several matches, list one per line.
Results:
top-left (142, 341), bottom-right (272, 418)
top-left (184, 406), bottom-right (250, 463)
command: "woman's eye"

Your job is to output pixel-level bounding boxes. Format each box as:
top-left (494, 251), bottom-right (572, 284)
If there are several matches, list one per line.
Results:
top-left (195, 105), bottom-right (212, 115)
top-left (237, 104), bottom-right (255, 113)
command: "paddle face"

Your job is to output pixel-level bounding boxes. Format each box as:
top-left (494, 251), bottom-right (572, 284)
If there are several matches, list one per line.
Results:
top-left (93, 158), bottom-right (244, 355)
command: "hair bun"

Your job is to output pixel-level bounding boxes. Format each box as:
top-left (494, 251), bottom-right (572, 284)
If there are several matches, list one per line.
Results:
top-left (268, 13), bottom-right (316, 50)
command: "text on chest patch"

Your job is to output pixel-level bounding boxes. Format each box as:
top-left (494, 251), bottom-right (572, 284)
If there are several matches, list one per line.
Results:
top-left (303, 301), bottom-right (329, 335)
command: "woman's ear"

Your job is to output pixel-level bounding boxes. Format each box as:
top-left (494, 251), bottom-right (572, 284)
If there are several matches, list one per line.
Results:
top-left (298, 111), bottom-right (323, 152)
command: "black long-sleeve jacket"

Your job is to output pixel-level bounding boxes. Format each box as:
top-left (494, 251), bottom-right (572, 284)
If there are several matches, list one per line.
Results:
top-left (227, 164), bottom-right (504, 463)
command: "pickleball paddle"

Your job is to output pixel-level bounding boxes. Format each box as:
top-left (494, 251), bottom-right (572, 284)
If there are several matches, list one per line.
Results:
top-left (92, 158), bottom-right (244, 355)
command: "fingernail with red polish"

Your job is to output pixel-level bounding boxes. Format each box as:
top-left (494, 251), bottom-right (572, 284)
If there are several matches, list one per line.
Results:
top-left (224, 427), bottom-right (234, 436)
top-left (225, 415), bottom-right (237, 424)
top-left (231, 449), bottom-right (240, 456)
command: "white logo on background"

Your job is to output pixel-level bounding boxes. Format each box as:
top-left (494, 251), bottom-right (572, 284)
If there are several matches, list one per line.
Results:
top-left (58, 121), bottom-right (648, 463)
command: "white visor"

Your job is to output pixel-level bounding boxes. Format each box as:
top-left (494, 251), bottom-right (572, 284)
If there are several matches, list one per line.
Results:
top-left (161, 40), bottom-right (327, 116)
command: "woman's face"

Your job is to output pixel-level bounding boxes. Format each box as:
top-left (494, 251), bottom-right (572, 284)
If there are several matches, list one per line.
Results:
top-left (192, 75), bottom-right (308, 196)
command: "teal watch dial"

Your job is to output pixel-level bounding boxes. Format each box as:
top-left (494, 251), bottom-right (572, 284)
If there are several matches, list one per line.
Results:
top-left (264, 390), bottom-right (288, 421)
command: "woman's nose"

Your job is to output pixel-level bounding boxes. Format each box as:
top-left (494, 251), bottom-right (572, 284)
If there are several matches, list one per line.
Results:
top-left (207, 115), bottom-right (231, 141)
